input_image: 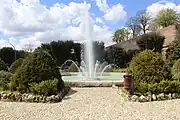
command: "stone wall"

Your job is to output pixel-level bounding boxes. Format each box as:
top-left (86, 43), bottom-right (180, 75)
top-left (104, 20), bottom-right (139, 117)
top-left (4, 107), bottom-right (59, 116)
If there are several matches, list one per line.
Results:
top-left (107, 25), bottom-right (178, 52)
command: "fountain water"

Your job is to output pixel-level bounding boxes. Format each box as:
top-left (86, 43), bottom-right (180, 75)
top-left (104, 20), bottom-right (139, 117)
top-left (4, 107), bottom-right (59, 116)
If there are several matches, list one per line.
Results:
top-left (60, 1), bottom-right (125, 83)
top-left (83, 4), bottom-right (94, 80)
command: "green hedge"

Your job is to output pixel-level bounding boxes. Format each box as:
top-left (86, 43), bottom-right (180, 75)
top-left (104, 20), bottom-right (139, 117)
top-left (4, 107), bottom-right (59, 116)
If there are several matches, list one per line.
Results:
top-left (30, 79), bottom-right (58, 96)
top-left (148, 80), bottom-right (180, 94)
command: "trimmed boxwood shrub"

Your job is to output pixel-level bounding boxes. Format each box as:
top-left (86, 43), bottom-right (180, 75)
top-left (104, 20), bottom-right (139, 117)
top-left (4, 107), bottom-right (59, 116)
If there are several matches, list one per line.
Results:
top-left (148, 80), bottom-right (180, 94)
top-left (172, 59), bottom-right (180, 80)
top-left (129, 50), bottom-right (165, 93)
top-left (30, 79), bottom-right (58, 96)
top-left (9, 58), bottom-right (23, 73)
top-left (0, 70), bottom-right (12, 90)
top-left (11, 50), bottom-right (64, 93)
top-left (0, 58), bottom-right (8, 71)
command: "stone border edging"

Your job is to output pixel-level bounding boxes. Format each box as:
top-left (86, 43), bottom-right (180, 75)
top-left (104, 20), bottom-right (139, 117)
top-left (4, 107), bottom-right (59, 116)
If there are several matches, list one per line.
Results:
top-left (0, 86), bottom-right (70, 103)
top-left (128, 93), bottom-right (180, 102)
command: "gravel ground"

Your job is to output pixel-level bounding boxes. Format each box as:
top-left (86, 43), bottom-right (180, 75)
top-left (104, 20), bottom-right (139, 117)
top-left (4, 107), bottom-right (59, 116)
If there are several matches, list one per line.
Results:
top-left (0, 87), bottom-right (180, 120)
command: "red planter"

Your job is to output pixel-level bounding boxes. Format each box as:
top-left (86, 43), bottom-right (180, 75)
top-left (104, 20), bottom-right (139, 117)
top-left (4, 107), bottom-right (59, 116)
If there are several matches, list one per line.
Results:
top-left (124, 74), bottom-right (133, 94)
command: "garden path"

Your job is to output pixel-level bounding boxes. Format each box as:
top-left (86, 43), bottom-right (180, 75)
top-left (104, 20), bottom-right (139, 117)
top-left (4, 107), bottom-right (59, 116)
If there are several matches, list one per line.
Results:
top-left (0, 87), bottom-right (180, 120)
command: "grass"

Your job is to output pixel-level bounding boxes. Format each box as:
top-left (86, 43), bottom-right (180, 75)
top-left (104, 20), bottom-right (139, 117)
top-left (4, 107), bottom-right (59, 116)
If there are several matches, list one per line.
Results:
top-left (0, 87), bottom-right (3, 92)
top-left (112, 68), bottom-right (127, 73)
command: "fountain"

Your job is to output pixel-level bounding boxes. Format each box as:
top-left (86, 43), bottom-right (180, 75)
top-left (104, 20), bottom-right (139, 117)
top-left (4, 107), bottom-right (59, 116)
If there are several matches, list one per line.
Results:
top-left (60, 1), bottom-right (125, 86)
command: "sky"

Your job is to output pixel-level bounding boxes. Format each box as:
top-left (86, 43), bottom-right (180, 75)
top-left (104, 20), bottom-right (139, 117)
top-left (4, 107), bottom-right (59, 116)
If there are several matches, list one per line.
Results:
top-left (0, 0), bottom-right (180, 50)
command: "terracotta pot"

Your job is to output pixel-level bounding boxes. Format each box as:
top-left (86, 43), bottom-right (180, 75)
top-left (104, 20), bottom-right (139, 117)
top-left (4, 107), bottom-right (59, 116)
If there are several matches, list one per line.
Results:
top-left (123, 74), bottom-right (133, 94)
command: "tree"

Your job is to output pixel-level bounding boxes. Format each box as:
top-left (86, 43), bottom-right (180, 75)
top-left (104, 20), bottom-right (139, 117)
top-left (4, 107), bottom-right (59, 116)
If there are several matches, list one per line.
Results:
top-left (0, 47), bottom-right (15, 67)
top-left (112, 28), bottom-right (131, 43)
top-left (126, 17), bottom-right (141, 38)
top-left (105, 47), bottom-right (127, 68)
top-left (136, 10), bottom-right (151, 34)
top-left (155, 8), bottom-right (179, 28)
top-left (0, 47), bottom-right (27, 67)
top-left (9, 58), bottom-right (24, 73)
top-left (36, 41), bottom-right (81, 65)
top-left (136, 32), bottom-right (165, 53)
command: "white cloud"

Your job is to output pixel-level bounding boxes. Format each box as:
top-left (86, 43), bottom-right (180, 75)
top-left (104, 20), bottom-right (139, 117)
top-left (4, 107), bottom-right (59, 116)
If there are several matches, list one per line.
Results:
top-left (147, 0), bottom-right (180, 18)
top-left (95, 0), bottom-right (109, 12)
top-left (95, 17), bottom-right (105, 24)
top-left (0, 0), bottom-right (114, 50)
top-left (103, 3), bottom-right (127, 22)
top-left (95, 0), bottom-right (127, 22)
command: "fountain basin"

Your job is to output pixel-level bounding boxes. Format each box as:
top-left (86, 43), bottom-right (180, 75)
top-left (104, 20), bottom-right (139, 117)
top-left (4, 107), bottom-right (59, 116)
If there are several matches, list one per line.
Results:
top-left (62, 72), bottom-right (125, 87)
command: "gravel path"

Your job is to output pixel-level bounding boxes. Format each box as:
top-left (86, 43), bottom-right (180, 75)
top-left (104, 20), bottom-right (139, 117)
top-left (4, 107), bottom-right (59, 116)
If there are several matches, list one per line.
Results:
top-left (0, 87), bottom-right (180, 120)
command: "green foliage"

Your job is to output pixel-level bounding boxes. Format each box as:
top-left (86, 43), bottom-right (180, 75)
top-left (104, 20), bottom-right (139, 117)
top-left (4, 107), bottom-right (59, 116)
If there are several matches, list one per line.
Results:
top-left (155, 8), bottom-right (179, 28)
top-left (112, 28), bottom-right (131, 43)
top-left (175, 24), bottom-right (180, 40)
top-left (134, 80), bottom-right (180, 94)
top-left (162, 62), bottom-right (172, 80)
top-left (0, 71), bottom-right (12, 90)
top-left (148, 80), bottom-right (180, 94)
top-left (112, 68), bottom-right (127, 73)
top-left (9, 58), bottom-right (23, 73)
top-left (135, 83), bottom-right (149, 94)
top-left (136, 32), bottom-right (165, 53)
top-left (166, 41), bottom-right (180, 66)
top-left (105, 47), bottom-right (127, 68)
top-left (12, 50), bottom-right (64, 93)
top-left (0, 47), bottom-right (27, 67)
top-left (172, 73), bottom-right (180, 80)
top-left (129, 50), bottom-right (165, 92)
top-left (36, 41), bottom-right (81, 65)
top-left (0, 58), bottom-right (8, 71)
top-left (0, 47), bottom-right (15, 67)
top-left (68, 63), bottom-right (78, 72)
top-left (30, 79), bottom-right (58, 96)
top-left (172, 59), bottom-right (180, 80)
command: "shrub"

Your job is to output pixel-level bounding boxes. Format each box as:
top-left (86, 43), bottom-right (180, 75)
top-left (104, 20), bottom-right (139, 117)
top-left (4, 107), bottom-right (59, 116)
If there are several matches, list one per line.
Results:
top-left (172, 59), bottom-right (180, 79)
top-left (129, 50), bottom-right (165, 93)
top-left (136, 32), bottom-right (165, 53)
top-left (166, 41), bottom-right (180, 67)
top-left (148, 80), bottom-right (180, 94)
top-left (12, 50), bottom-right (64, 93)
top-left (30, 79), bottom-right (58, 96)
top-left (0, 71), bottom-right (12, 90)
top-left (9, 58), bottom-right (23, 73)
top-left (68, 63), bottom-right (78, 72)
top-left (0, 58), bottom-right (8, 71)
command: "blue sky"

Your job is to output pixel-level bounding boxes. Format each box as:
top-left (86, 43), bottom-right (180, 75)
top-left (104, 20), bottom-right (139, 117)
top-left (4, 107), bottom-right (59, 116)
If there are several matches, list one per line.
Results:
top-left (41, 0), bottom-right (180, 30)
top-left (0, 0), bottom-right (180, 49)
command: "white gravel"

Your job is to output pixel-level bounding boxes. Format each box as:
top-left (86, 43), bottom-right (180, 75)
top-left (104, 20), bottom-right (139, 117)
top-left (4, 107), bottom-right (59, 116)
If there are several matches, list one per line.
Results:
top-left (0, 87), bottom-right (180, 120)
